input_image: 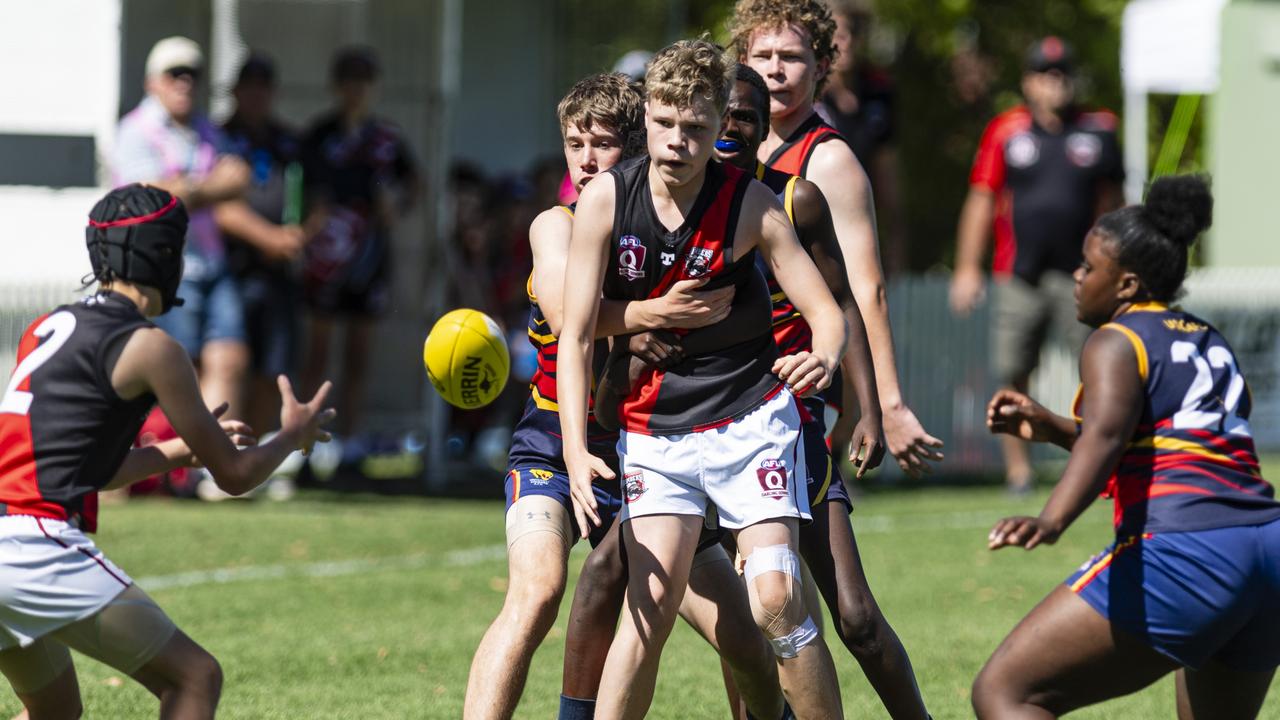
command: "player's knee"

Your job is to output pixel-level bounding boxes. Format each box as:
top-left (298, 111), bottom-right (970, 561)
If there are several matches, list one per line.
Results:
top-left (749, 573), bottom-right (796, 631)
top-left (744, 545), bottom-right (820, 659)
top-left (833, 594), bottom-right (884, 657)
top-left (509, 578), bottom-right (565, 631)
top-left (578, 543), bottom-right (627, 595)
top-left (184, 649), bottom-right (223, 700)
top-left (24, 694), bottom-right (83, 720)
top-left (971, 658), bottom-right (1018, 718)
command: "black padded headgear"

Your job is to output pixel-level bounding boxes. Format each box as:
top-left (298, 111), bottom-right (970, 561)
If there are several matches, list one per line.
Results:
top-left (86, 184), bottom-right (188, 313)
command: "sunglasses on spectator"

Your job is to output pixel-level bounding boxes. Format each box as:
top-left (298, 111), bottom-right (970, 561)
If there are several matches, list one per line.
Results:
top-left (165, 66), bottom-right (200, 81)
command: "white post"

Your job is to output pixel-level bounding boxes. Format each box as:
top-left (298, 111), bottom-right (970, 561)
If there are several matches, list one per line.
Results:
top-left (1123, 88), bottom-right (1147, 203)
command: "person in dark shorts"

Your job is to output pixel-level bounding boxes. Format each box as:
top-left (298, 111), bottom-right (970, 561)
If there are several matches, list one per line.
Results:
top-left (975, 175), bottom-right (1280, 719)
top-left (301, 46), bottom-right (421, 441)
top-left (0, 185), bottom-right (334, 719)
top-left (220, 53), bottom-right (307, 444)
top-left (950, 37), bottom-right (1125, 494)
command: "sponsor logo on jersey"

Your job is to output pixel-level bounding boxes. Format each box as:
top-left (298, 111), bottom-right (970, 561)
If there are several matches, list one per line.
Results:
top-left (1066, 133), bottom-right (1102, 167)
top-left (624, 470), bottom-right (646, 503)
top-left (1006, 133), bottom-right (1039, 168)
top-left (757, 459), bottom-right (789, 500)
top-left (660, 251), bottom-right (676, 266)
top-left (684, 248), bottom-right (714, 278)
top-left (618, 236), bottom-right (647, 280)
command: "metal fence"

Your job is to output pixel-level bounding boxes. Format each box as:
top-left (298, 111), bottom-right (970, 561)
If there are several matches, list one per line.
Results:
top-left (3, 269), bottom-right (1277, 478)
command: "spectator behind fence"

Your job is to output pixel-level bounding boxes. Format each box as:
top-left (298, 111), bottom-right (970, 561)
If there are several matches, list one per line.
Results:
top-left (300, 46), bottom-right (421, 450)
top-left (817, 0), bottom-right (906, 273)
top-left (112, 36), bottom-right (252, 418)
top-left (950, 37), bottom-right (1125, 495)
top-left (219, 53), bottom-right (307, 443)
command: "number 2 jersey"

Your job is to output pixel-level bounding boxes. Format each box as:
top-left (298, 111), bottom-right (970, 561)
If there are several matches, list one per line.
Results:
top-left (1074, 303), bottom-right (1280, 536)
top-left (0, 293), bottom-right (156, 533)
top-left (603, 156), bottom-right (780, 435)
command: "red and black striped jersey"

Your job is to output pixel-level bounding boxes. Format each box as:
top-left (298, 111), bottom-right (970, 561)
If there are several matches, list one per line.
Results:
top-left (1073, 303), bottom-right (1280, 535)
top-left (0, 292), bottom-right (156, 532)
top-left (602, 156), bottom-right (780, 434)
top-left (765, 111), bottom-right (845, 178)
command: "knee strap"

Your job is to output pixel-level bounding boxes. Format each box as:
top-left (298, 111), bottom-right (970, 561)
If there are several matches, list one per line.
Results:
top-left (742, 545), bottom-right (820, 657)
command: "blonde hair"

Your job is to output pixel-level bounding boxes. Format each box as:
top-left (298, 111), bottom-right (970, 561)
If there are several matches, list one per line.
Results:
top-left (730, 0), bottom-right (837, 66)
top-left (644, 38), bottom-right (734, 115)
top-left (557, 73), bottom-right (644, 141)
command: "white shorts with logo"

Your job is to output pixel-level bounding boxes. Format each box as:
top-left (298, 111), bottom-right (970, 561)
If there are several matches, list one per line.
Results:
top-left (618, 389), bottom-right (810, 529)
top-left (0, 516), bottom-right (132, 650)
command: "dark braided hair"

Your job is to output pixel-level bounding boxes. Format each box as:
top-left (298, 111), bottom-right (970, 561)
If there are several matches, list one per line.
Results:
top-left (1094, 175), bottom-right (1213, 302)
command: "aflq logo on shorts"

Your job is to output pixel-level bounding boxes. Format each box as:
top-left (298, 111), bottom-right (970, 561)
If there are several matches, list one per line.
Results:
top-left (757, 459), bottom-right (789, 500)
top-left (618, 236), bottom-right (646, 281)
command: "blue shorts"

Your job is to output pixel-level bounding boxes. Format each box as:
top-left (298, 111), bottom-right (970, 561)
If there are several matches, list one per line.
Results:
top-left (799, 397), bottom-right (851, 511)
top-left (239, 271), bottom-right (299, 377)
top-left (153, 255), bottom-right (246, 357)
top-left (505, 398), bottom-right (622, 548)
top-left (1067, 519), bottom-right (1280, 671)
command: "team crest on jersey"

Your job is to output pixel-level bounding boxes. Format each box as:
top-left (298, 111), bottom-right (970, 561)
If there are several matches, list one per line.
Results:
top-left (617, 236), bottom-right (647, 281)
top-left (1066, 133), bottom-right (1102, 167)
top-left (757, 459), bottom-right (789, 500)
top-left (529, 468), bottom-right (554, 486)
top-left (624, 471), bottom-right (646, 504)
top-left (1005, 133), bottom-right (1039, 168)
top-left (684, 248), bottom-right (715, 278)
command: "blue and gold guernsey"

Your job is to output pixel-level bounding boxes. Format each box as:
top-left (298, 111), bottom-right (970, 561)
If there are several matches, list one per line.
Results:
top-left (505, 205), bottom-right (621, 543)
top-left (1073, 303), bottom-right (1280, 536)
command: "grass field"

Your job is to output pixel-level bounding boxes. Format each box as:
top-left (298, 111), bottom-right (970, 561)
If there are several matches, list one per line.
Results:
top-left (3, 484), bottom-right (1278, 719)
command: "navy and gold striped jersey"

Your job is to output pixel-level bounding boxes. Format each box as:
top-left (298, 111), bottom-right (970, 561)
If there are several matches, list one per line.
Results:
top-left (1074, 303), bottom-right (1280, 535)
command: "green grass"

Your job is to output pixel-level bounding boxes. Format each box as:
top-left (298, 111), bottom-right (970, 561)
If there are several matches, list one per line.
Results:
top-left (2, 486), bottom-right (1278, 719)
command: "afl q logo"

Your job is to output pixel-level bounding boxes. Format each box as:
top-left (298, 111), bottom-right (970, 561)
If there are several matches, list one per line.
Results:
top-left (617, 236), bottom-right (647, 281)
top-left (757, 459), bottom-right (789, 500)
top-left (1005, 133), bottom-right (1039, 169)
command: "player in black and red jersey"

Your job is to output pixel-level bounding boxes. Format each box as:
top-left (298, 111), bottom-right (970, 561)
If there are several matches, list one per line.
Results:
top-left (974, 177), bottom-right (1280, 718)
top-left (465, 74), bottom-right (787, 720)
top-left (951, 37), bottom-right (1124, 495)
top-left (732, 0), bottom-right (943, 488)
top-left (559, 39), bottom-right (848, 719)
top-left (0, 185), bottom-right (333, 719)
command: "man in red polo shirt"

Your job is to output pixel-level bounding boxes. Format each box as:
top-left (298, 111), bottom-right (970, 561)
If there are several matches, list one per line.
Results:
top-left (950, 37), bottom-right (1124, 494)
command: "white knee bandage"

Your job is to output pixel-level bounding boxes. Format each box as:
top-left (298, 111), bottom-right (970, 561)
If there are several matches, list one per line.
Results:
top-left (743, 545), bottom-right (820, 658)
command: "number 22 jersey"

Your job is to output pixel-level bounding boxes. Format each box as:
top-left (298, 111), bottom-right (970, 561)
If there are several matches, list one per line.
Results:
top-left (1074, 303), bottom-right (1280, 536)
top-left (0, 293), bottom-right (156, 532)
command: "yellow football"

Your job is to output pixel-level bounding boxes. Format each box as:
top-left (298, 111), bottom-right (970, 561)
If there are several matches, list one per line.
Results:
top-left (423, 309), bottom-right (510, 409)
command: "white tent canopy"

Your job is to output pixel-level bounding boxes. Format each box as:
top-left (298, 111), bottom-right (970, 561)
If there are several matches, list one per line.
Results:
top-left (1121, 0), bottom-right (1227, 201)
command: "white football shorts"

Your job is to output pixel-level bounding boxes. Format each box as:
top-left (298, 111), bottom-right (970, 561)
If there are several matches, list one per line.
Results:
top-left (0, 515), bottom-right (132, 650)
top-left (617, 389), bottom-right (810, 529)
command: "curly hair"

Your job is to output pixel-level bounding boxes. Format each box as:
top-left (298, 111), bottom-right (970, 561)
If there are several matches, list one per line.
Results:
top-left (730, 0), bottom-right (837, 66)
top-left (645, 38), bottom-right (735, 115)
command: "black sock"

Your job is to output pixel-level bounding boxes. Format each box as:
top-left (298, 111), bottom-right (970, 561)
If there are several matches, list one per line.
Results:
top-left (558, 694), bottom-right (596, 720)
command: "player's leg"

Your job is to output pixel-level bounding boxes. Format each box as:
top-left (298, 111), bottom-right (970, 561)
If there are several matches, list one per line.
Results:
top-left (44, 583), bottom-right (219, 719)
top-left (736, 518), bottom-right (843, 718)
top-left (0, 639), bottom-right (81, 720)
top-left (594, 513), bottom-right (703, 720)
top-left (679, 541), bottom-right (785, 720)
top-left (1175, 663), bottom-right (1274, 720)
top-left (800, 499), bottom-right (929, 720)
top-left (465, 493), bottom-right (572, 720)
top-left (972, 584), bottom-right (1178, 718)
top-left (991, 275), bottom-right (1050, 494)
top-left (560, 517), bottom-right (627, 716)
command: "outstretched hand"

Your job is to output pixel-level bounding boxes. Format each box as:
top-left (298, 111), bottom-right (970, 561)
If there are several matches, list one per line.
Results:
top-left (883, 404), bottom-right (944, 477)
top-left (987, 389), bottom-right (1052, 442)
top-left (277, 376), bottom-right (337, 456)
top-left (988, 516), bottom-right (1059, 550)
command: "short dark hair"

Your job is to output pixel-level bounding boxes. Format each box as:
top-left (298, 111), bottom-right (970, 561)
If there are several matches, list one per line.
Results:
top-left (331, 46), bottom-right (378, 83)
top-left (734, 63), bottom-right (770, 124)
top-left (1094, 175), bottom-right (1213, 302)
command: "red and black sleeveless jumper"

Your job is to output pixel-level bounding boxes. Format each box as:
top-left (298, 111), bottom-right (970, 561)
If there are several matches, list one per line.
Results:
top-left (0, 293), bottom-right (157, 533)
top-left (766, 112), bottom-right (846, 178)
top-left (602, 157), bottom-right (781, 435)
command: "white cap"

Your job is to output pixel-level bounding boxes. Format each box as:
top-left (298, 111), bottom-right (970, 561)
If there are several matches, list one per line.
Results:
top-left (145, 36), bottom-right (203, 77)
top-left (612, 50), bottom-right (653, 83)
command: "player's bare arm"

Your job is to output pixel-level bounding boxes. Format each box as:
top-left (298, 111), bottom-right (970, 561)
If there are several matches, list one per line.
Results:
top-left (111, 327), bottom-right (335, 496)
top-left (951, 187), bottom-right (997, 315)
top-left (989, 329), bottom-right (1143, 550)
top-left (791, 177), bottom-right (885, 475)
top-left (556, 177), bottom-right (618, 539)
top-left (739, 180), bottom-right (845, 397)
top-left (807, 140), bottom-right (944, 474)
top-left (530, 207), bottom-right (732, 338)
top-left (105, 402), bottom-right (256, 491)
top-left (987, 389), bottom-right (1078, 450)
